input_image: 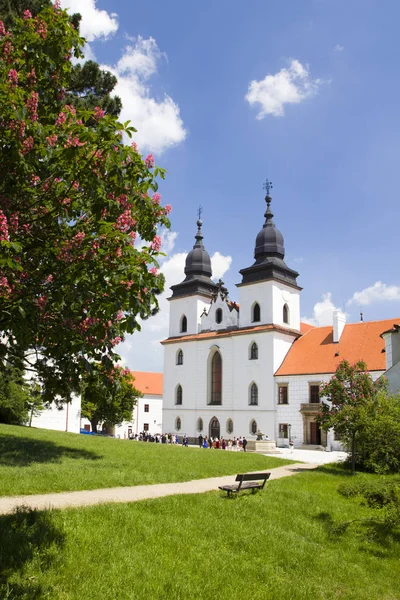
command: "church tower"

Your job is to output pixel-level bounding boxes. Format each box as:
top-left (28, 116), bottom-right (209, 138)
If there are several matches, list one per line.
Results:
top-left (168, 217), bottom-right (218, 337)
top-left (237, 182), bottom-right (301, 331)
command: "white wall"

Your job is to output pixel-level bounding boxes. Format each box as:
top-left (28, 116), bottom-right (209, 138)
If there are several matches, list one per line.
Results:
top-left (274, 370), bottom-right (384, 449)
top-left (163, 329), bottom-right (296, 441)
top-left (238, 280), bottom-right (300, 330)
top-left (30, 394), bottom-right (81, 434)
top-left (168, 295), bottom-right (212, 337)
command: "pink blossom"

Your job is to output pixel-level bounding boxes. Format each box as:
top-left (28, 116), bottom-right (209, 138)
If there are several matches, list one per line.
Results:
top-left (45, 274), bottom-right (53, 283)
top-left (0, 276), bottom-right (11, 296)
top-left (152, 193), bottom-right (162, 204)
top-left (150, 267), bottom-right (158, 276)
top-left (164, 204), bottom-right (172, 215)
top-left (46, 134), bottom-right (57, 146)
top-left (0, 21), bottom-right (7, 36)
top-left (31, 174), bottom-right (40, 186)
top-left (35, 19), bottom-right (47, 39)
top-left (150, 235), bottom-right (162, 251)
top-left (55, 112), bottom-right (66, 126)
top-left (26, 91), bottom-right (38, 121)
top-left (145, 154), bottom-right (155, 168)
top-left (3, 40), bottom-right (13, 60)
top-left (23, 9), bottom-right (32, 19)
top-left (64, 104), bottom-right (76, 116)
top-left (64, 135), bottom-right (86, 148)
top-left (7, 69), bottom-right (18, 87)
top-left (0, 210), bottom-right (10, 241)
top-left (94, 106), bottom-right (105, 121)
top-left (22, 136), bottom-right (34, 155)
top-left (131, 142), bottom-right (139, 152)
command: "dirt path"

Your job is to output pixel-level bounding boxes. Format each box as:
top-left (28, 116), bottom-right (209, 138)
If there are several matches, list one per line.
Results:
top-left (0, 463), bottom-right (318, 515)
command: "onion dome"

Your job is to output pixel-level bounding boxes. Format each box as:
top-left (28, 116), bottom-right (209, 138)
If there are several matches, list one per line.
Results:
top-left (184, 219), bottom-right (212, 278)
top-left (239, 186), bottom-right (300, 287)
top-left (170, 218), bottom-right (218, 299)
top-left (254, 195), bottom-right (285, 260)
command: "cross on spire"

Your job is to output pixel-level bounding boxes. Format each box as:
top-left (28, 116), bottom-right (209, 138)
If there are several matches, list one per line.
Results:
top-left (263, 179), bottom-right (273, 196)
top-left (197, 205), bottom-right (203, 220)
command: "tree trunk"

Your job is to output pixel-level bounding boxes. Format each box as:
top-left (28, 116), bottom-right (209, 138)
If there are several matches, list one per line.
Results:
top-left (29, 405), bottom-right (34, 427)
top-left (90, 418), bottom-right (98, 433)
top-left (351, 430), bottom-right (356, 475)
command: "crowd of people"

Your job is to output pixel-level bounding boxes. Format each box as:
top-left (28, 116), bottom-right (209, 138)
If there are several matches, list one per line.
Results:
top-left (124, 432), bottom-right (248, 450)
top-left (198, 435), bottom-right (248, 451)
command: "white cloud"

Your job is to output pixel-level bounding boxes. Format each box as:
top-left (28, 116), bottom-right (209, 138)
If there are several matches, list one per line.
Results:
top-left (211, 252), bottom-right (232, 280)
top-left (118, 236), bottom-right (232, 371)
top-left (348, 282), bottom-right (400, 306)
top-left (302, 292), bottom-right (342, 327)
top-left (60, 0), bottom-right (118, 42)
top-left (245, 59), bottom-right (323, 118)
top-left (103, 37), bottom-right (187, 154)
top-left (334, 44), bottom-right (345, 52)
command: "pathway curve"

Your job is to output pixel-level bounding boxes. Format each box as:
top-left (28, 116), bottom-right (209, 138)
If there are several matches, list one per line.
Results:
top-left (0, 463), bottom-right (318, 515)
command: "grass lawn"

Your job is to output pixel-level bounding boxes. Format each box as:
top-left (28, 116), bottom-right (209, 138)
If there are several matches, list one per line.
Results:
top-left (0, 424), bottom-right (294, 496)
top-left (1, 467), bottom-right (399, 600)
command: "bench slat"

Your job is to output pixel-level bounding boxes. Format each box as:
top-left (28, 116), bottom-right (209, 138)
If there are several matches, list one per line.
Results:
top-left (219, 472), bottom-right (271, 496)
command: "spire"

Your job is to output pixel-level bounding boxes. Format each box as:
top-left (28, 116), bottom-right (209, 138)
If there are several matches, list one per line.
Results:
top-left (170, 210), bottom-right (218, 299)
top-left (239, 179), bottom-right (300, 287)
top-left (254, 180), bottom-right (284, 260)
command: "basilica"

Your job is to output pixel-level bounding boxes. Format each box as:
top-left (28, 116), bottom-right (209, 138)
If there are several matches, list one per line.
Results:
top-left (161, 189), bottom-right (400, 448)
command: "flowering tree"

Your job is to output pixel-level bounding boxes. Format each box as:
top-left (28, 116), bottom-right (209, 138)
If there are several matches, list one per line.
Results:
top-left (81, 365), bottom-right (141, 433)
top-left (0, 5), bottom-right (171, 402)
top-left (0, 0), bottom-right (122, 116)
top-left (316, 360), bottom-right (386, 474)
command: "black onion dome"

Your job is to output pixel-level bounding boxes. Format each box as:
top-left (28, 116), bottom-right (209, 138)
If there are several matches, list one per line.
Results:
top-left (254, 195), bottom-right (285, 260)
top-left (239, 191), bottom-right (300, 287)
top-left (184, 219), bottom-right (212, 278)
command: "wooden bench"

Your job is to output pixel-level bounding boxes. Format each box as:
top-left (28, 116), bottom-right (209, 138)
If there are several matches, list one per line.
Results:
top-left (219, 472), bottom-right (271, 497)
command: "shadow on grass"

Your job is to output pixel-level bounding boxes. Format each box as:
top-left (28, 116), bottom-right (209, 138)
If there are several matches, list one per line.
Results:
top-left (0, 508), bottom-right (65, 599)
top-left (0, 434), bottom-right (100, 467)
top-left (315, 511), bottom-right (400, 556)
top-left (315, 463), bottom-right (354, 477)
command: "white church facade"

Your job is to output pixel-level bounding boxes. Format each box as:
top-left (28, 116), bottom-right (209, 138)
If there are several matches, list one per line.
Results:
top-left (162, 189), bottom-right (400, 448)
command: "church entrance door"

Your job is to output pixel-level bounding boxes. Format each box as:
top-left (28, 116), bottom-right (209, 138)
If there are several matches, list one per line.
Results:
top-left (309, 422), bottom-right (321, 445)
top-left (209, 417), bottom-right (220, 439)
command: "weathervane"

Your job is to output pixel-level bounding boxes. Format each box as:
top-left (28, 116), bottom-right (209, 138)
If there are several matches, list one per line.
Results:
top-left (263, 179), bottom-right (273, 196)
top-left (197, 205), bottom-right (203, 221)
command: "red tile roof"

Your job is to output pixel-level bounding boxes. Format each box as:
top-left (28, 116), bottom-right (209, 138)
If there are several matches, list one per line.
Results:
top-left (130, 371), bottom-right (163, 395)
top-left (276, 318), bottom-right (400, 376)
top-left (300, 322), bottom-right (315, 334)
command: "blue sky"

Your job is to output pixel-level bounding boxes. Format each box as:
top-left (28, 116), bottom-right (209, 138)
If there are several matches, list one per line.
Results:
top-left (61, 0), bottom-right (400, 371)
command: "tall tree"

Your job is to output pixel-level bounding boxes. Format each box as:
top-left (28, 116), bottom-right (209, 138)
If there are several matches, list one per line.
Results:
top-left (81, 365), bottom-right (141, 433)
top-left (0, 0), bottom-right (122, 116)
top-left (316, 360), bottom-right (386, 474)
top-left (0, 6), bottom-right (170, 401)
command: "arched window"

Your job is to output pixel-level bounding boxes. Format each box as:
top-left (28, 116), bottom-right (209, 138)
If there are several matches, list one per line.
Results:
top-left (250, 419), bottom-right (257, 435)
top-left (175, 384), bottom-right (182, 405)
top-left (250, 342), bottom-right (258, 360)
top-left (197, 417), bottom-right (203, 432)
top-left (180, 315), bottom-right (187, 333)
top-left (175, 417), bottom-right (181, 431)
top-left (177, 349), bottom-right (183, 365)
top-left (252, 302), bottom-right (261, 323)
top-left (249, 383), bottom-right (258, 406)
top-left (283, 303), bottom-right (289, 324)
top-left (210, 351), bottom-right (222, 405)
top-left (226, 418), bottom-right (233, 434)
top-left (215, 308), bottom-right (223, 324)
top-left (209, 417), bottom-right (220, 439)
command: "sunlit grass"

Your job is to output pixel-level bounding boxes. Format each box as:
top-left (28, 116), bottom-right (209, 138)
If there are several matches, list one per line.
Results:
top-left (0, 424), bottom-right (294, 496)
top-left (1, 468), bottom-right (399, 600)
